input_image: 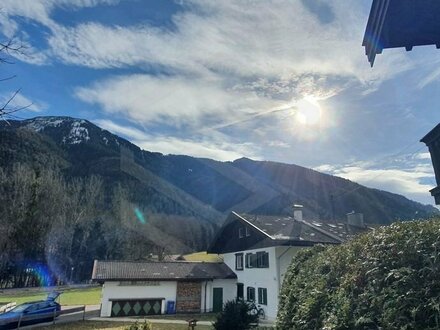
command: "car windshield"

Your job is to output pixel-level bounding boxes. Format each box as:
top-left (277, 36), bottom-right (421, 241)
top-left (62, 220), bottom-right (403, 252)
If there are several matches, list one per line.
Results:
top-left (10, 304), bottom-right (32, 313)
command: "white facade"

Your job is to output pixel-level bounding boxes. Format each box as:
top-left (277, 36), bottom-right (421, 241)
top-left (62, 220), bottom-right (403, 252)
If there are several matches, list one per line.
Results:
top-left (100, 279), bottom-right (237, 317)
top-left (100, 281), bottom-right (177, 317)
top-left (201, 279), bottom-right (237, 312)
top-left (223, 246), bottom-right (302, 320)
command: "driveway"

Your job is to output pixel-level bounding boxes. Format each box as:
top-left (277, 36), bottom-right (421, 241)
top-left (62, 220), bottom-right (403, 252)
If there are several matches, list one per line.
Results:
top-left (20, 305), bottom-right (100, 329)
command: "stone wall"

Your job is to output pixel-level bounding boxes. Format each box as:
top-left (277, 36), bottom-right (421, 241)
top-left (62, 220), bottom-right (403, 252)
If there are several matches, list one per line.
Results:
top-left (176, 281), bottom-right (201, 313)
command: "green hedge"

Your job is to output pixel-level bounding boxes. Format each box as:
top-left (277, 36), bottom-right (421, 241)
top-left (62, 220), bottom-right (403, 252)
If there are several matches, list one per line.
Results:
top-left (276, 218), bottom-right (440, 330)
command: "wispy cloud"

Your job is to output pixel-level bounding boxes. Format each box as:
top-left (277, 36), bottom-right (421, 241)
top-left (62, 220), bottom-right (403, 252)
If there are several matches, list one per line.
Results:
top-left (43, 1), bottom-right (410, 80)
top-left (94, 119), bottom-right (260, 161)
top-left (315, 153), bottom-right (436, 205)
top-left (76, 74), bottom-right (279, 127)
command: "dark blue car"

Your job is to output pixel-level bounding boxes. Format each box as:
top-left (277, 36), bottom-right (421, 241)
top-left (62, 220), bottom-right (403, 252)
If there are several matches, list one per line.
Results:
top-left (0, 292), bottom-right (61, 329)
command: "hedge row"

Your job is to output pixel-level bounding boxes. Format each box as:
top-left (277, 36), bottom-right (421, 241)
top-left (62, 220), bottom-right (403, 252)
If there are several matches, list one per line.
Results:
top-left (276, 218), bottom-right (440, 330)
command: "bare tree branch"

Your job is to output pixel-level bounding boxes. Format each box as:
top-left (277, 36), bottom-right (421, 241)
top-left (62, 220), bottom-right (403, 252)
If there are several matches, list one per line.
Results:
top-left (0, 38), bottom-right (29, 121)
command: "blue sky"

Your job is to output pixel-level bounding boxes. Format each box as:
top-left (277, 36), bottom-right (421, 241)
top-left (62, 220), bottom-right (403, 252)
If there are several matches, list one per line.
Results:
top-left (0, 0), bottom-right (439, 206)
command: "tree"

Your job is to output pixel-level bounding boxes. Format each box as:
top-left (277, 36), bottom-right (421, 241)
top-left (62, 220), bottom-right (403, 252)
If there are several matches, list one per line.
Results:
top-left (212, 300), bottom-right (259, 330)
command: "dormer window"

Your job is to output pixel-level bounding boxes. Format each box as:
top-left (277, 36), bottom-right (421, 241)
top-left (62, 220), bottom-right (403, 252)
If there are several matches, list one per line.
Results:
top-left (239, 227), bottom-right (244, 238)
top-left (245, 227), bottom-right (251, 237)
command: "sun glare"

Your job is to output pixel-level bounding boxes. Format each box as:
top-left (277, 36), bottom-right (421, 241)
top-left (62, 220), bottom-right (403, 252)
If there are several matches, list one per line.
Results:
top-left (295, 96), bottom-right (322, 126)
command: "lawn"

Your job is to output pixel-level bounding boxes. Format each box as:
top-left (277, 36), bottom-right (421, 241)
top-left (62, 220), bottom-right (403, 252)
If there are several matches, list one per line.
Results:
top-left (0, 286), bottom-right (101, 305)
top-left (36, 321), bottom-right (213, 330)
top-left (182, 252), bottom-right (223, 263)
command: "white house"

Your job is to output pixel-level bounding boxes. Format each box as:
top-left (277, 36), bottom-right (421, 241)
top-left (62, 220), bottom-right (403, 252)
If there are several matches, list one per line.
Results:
top-left (206, 207), bottom-right (369, 321)
top-left (92, 207), bottom-right (368, 320)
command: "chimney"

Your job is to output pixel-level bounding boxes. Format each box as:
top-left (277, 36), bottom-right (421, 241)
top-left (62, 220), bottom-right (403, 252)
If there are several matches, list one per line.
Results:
top-left (293, 204), bottom-right (303, 222)
top-left (346, 211), bottom-right (364, 228)
top-left (290, 205), bottom-right (303, 239)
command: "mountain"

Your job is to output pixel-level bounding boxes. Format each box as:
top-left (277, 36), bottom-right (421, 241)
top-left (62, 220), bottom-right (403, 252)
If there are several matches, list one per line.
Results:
top-left (0, 116), bottom-right (437, 227)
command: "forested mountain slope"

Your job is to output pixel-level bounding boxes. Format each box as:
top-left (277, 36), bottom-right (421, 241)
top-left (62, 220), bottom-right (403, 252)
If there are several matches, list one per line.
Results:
top-left (1, 116), bottom-right (436, 225)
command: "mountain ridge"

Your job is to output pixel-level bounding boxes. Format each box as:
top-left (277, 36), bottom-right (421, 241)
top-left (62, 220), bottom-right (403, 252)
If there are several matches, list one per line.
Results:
top-left (0, 116), bottom-right (437, 227)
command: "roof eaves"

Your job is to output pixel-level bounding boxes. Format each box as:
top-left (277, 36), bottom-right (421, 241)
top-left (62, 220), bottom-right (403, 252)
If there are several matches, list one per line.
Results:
top-left (363, 0), bottom-right (391, 66)
top-left (420, 123), bottom-right (440, 144)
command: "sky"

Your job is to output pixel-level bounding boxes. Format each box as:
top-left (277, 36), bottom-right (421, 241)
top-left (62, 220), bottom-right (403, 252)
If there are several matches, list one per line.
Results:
top-left (0, 0), bottom-right (439, 206)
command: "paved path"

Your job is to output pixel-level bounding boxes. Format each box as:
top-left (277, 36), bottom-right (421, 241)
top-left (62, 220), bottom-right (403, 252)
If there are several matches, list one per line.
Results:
top-left (89, 317), bottom-right (213, 326)
top-left (24, 306), bottom-right (275, 329)
top-left (21, 305), bottom-right (100, 329)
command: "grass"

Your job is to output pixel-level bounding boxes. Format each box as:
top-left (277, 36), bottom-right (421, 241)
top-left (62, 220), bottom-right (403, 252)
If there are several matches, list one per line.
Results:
top-left (0, 286), bottom-right (101, 305)
top-left (36, 321), bottom-right (213, 330)
top-left (183, 252), bottom-right (223, 263)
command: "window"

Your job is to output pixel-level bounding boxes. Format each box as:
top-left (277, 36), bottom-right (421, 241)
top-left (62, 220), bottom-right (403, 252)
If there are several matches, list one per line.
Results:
top-left (245, 253), bottom-right (257, 268)
top-left (257, 251), bottom-right (269, 268)
top-left (237, 283), bottom-right (244, 300)
top-left (238, 227), bottom-right (244, 238)
top-left (258, 288), bottom-right (267, 305)
top-left (246, 251), bottom-right (269, 268)
top-left (235, 253), bottom-right (243, 270)
top-left (245, 226), bottom-right (251, 237)
top-left (247, 286), bottom-right (255, 301)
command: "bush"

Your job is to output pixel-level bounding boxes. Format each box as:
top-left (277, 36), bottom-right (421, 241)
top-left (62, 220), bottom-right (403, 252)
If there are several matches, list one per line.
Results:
top-left (213, 299), bottom-right (260, 330)
top-left (125, 320), bottom-right (152, 330)
top-left (276, 218), bottom-right (440, 330)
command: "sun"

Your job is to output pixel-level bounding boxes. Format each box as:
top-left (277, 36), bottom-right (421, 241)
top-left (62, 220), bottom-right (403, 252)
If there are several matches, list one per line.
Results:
top-left (295, 96), bottom-right (322, 126)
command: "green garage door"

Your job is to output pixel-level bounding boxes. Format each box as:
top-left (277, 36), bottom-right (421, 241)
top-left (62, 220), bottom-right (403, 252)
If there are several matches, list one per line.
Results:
top-left (111, 299), bottom-right (162, 317)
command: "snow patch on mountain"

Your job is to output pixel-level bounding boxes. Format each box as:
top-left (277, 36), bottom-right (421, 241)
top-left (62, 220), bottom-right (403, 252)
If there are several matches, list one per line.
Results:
top-left (62, 121), bottom-right (90, 145)
top-left (25, 117), bottom-right (67, 132)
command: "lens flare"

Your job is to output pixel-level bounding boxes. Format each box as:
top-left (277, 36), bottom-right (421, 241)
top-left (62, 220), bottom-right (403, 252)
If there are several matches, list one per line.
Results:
top-left (134, 207), bottom-right (146, 224)
top-left (26, 262), bottom-right (53, 287)
top-left (295, 96), bottom-right (322, 126)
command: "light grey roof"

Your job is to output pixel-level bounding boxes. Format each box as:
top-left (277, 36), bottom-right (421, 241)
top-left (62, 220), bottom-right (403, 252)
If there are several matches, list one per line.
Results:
top-left (92, 260), bottom-right (237, 281)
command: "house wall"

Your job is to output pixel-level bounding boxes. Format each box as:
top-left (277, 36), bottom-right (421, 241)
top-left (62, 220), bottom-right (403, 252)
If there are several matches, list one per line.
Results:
top-left (100, 281), bottom-right (177, 317)
top-left (223, 246), bottom-right (279, 320)
top-left (276, 246), bottom-right (302, 284)
top-left (222, 245), bottom-right (305, 321)
top-left (201, 279), bottom-right (237, 312)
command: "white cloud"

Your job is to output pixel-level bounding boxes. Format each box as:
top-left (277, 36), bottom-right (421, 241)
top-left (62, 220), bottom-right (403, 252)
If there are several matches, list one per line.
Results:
top-left (94, 119), bottom-right (260, 161)
top-left (0, 92), bottom-right (47, 113)
top-left (1, 0), bottom-right (418, 131)
top-left (0, 0), bottom-right (119, 64)
top-left (43, 1), bottom-right (410, 81)
top-left (315, 157), bottom-right (436, 205)
top-left (76, 74), bottom-right (281, 126)
top-left (415, 152), bottom-right (432, 160)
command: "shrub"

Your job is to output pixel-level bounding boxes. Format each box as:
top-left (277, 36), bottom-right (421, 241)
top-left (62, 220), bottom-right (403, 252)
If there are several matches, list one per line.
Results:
top-left (213, 299), bottom-right (260, 330)
top-left (125, 320), bottom-right (152, 330)
top-left (276, 218), bottom-right (440, 330)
